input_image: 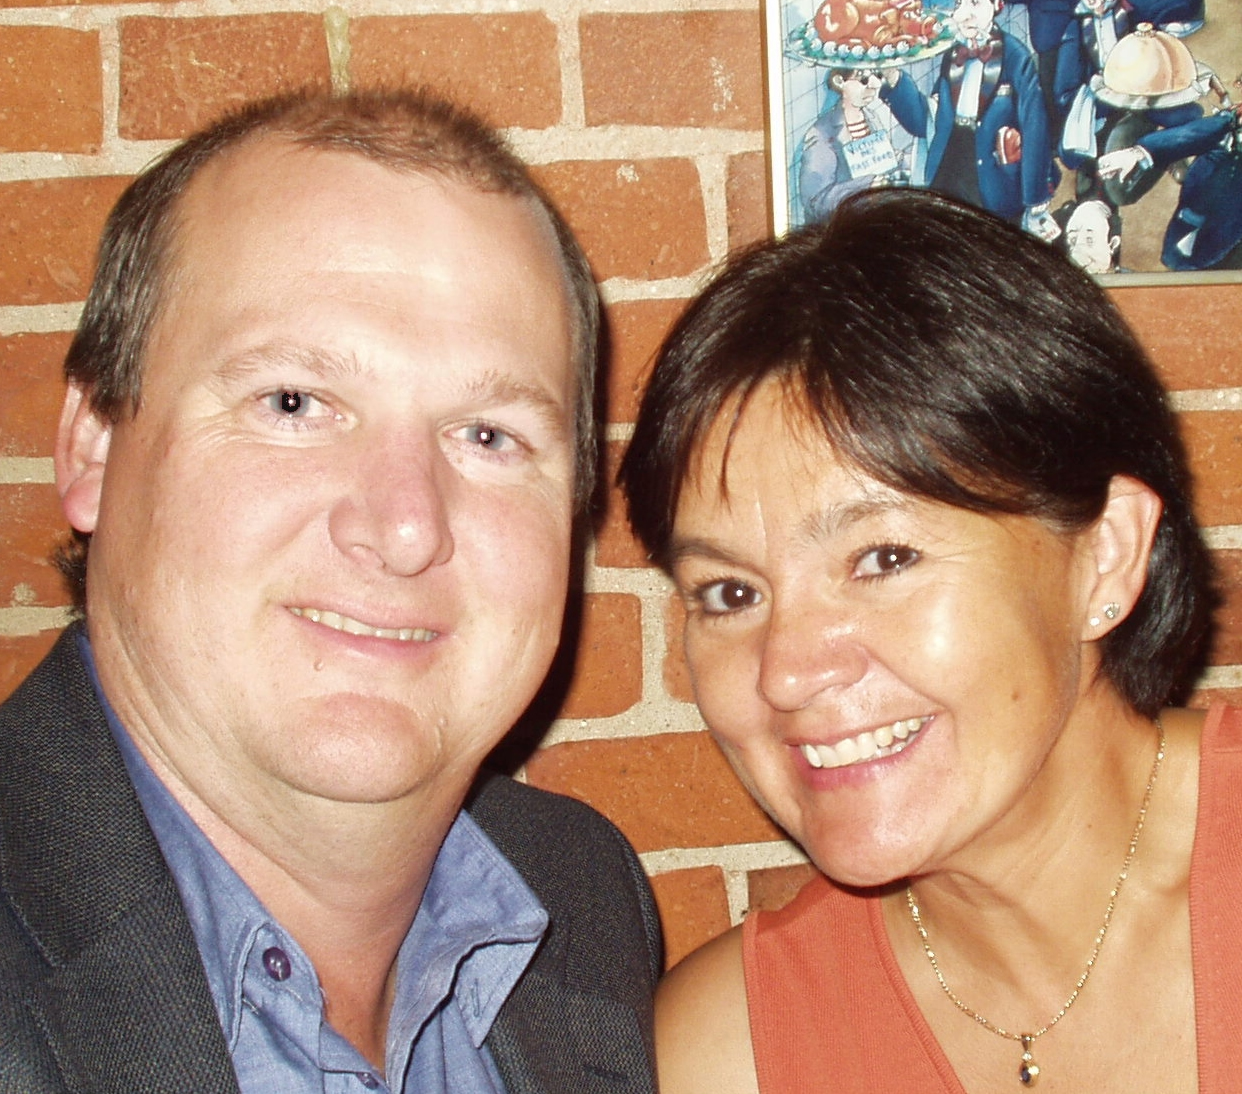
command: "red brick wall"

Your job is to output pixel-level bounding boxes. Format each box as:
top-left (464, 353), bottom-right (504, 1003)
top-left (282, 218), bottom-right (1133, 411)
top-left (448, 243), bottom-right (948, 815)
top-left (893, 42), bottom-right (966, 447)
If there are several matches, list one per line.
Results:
top-left (2, 0), bottom-right (1240, 970)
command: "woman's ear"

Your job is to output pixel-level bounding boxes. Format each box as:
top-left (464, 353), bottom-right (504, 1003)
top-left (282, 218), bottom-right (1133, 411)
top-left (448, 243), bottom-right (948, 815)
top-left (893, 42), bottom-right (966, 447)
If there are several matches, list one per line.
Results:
top-left (55, 383), bottom-right (113, 535)
top-left (1080, 475), bottom-right (1163, 640)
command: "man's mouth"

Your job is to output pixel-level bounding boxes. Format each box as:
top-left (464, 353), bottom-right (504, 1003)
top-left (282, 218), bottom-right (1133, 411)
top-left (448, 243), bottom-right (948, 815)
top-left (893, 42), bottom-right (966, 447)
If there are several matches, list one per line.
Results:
top-left (800, 717), bottom-right (929, 770)
top-left (288, 607), bottom-right (437, 642)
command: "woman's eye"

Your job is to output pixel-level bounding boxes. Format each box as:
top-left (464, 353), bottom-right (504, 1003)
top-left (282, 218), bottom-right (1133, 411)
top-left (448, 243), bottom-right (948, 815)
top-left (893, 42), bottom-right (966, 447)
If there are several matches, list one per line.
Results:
top-left (854, 544), bottom-right (920, 578)
top-left (699, 580), bottom-right (762, 615)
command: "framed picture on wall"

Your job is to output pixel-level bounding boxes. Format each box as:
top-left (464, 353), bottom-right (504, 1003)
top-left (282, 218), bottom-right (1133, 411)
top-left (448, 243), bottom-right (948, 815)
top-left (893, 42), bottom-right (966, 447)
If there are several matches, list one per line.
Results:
top-left (764, 0), bottom-right (1242, 282)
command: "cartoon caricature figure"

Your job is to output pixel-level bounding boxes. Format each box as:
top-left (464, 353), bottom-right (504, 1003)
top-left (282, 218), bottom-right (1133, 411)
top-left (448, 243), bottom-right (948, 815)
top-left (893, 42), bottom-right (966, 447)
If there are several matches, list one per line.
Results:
top-left (799, 67), bottom-right (910, 220)
top-left (1056, 0), bottom-right (1136, 170)
top-left (880, 0), bottom-right (1060, 238)
top-left (1099, 90), bottom-right (1242, 270)
top-left (1055, 196), bottom-right (1124, 269)
top-left (1057, 8), bottom-right (1210, 206)
top-left (1011, 0), bottom-right (1202, 137)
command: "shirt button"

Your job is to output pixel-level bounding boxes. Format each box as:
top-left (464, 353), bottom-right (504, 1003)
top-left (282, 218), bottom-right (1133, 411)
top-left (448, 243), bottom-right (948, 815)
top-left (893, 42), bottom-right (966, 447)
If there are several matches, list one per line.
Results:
top-left (356, 1073), bottom-right (380, 1089)
top-left (262, 946), bottom-right (292, 981)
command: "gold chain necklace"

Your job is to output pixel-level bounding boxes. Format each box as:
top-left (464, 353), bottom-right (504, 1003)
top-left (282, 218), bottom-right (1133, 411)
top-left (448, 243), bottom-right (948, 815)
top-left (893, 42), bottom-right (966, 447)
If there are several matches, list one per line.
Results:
top-left (905, 717), bottom-right (1165, 1087)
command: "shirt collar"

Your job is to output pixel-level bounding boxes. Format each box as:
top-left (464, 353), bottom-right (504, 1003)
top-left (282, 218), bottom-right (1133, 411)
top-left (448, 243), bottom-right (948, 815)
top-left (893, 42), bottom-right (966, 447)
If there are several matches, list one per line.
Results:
top-left (77, 630), bottom-right (548, 1079)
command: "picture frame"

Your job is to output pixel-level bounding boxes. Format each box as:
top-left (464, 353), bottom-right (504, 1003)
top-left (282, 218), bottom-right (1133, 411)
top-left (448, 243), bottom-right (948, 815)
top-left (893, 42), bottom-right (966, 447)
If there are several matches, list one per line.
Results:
top-left (764, 0), bottom-right (1242, 282)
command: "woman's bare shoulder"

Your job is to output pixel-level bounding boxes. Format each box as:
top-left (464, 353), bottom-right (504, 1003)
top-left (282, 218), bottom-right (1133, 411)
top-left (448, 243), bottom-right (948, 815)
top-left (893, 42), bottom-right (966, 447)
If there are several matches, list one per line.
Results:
top-left (656, 925), bottom-right (759, 1094)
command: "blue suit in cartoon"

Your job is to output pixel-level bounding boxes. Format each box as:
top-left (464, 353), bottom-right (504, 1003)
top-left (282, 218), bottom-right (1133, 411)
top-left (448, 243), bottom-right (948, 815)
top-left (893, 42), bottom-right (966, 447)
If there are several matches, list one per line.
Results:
top-left (881, 29), bottom-right (1054, 219)
top-left (1135, 110), bottom-right (1242, 269)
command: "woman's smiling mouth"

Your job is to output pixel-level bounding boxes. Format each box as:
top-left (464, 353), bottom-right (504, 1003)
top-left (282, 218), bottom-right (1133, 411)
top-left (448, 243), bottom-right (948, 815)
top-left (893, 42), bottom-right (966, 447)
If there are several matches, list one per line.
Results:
top-left (800, 717), bottom-right (930, 770)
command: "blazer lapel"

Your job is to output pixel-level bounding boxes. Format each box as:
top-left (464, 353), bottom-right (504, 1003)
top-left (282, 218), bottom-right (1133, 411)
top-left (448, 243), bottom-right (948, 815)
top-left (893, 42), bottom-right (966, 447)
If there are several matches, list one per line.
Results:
top-left (488, 968), bottom-right (653, 1094)
top-left (468, 773), bottom-right (658, 1094)
top-left (1, 628), bottom-right (238, 1094)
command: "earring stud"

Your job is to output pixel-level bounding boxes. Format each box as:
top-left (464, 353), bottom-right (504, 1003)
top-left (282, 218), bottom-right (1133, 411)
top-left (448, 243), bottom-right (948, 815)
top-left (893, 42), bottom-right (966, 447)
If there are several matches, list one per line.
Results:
top-left (1090, 602), bottom-right (1121, 627)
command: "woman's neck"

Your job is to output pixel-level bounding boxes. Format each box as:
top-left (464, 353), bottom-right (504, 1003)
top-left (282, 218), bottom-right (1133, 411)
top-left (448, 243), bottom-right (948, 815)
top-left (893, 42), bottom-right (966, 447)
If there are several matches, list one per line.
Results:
top-left (883, 702), bottom-right (1199, 1020)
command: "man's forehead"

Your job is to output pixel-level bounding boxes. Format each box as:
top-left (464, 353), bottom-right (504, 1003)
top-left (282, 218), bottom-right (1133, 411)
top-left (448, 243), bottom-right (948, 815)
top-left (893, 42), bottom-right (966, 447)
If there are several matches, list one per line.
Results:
top-left (146, 132), bottom-right (580, 413)
top-left (162, 136), bottom-right (569, 310)
top-left (144, 134), bottom-right (575, 380)
top-left (175, 135), bottom-right (552, 248)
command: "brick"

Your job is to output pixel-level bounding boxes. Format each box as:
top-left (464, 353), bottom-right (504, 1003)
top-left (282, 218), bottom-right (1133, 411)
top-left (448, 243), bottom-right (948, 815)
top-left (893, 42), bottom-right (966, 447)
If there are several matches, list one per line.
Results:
top-left (605, 297), bottom-right (685, 425)
top-left (728, 150), bottom-right (771, 251)
top-left (0, 0), bottom-right (131, 9)
top-left (558, 592), bottom-right (643, 719)
top-left (0, 485), bottom-right (69, 608)
top-left (0, 175), bottom-right (131, 307)
top-left (1180, 411), bottom-right (1242, 528)
top-left (580, 12), bottom-right (763, 130)
top-left (524, 732), bottom-right (784, 853)
top-left (535, 160), bottom-right (709, 282)
top-left (1112, 284), bottom-right (1242, 391)
top-left (0, 27), bottom-right (102, 153)
top-left (351, 15), bottom-right (560, 130)
top-left (495, 591), bottom-right (642, 763)
top-left (0, 630), bottom-right (61, 705)
top-left (651, 866), bottom-right (731, 970)
top-left (664, 592), bottom-right (694, 704)
top-left (1209, 550), bottom-right (1242, 666)
top-left (747, 862), bottom-right (818, 914)
top-left (0, 333), bottom-right (71, 457)
top-left (119, 15), bottom-right (330, 140)
top-left (594, 441), bottom-right (654, 570)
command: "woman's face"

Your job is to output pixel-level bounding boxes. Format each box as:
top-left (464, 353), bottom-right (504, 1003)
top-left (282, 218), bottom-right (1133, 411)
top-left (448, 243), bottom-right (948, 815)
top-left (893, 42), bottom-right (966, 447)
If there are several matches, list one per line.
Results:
top-left (668, 381), bottom-right (1101, 886)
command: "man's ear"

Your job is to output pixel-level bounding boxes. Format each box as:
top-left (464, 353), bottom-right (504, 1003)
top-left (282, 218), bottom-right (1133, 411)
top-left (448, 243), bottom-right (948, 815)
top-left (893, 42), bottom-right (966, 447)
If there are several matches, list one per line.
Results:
top-left (55, 383), bottom-right (113, 535)
top-left (1080, 475), bottom-right (1163, 640)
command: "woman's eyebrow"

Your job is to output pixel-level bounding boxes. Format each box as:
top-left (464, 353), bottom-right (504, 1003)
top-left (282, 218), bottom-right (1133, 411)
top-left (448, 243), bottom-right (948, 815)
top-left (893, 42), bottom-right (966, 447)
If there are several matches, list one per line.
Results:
top-left (793, 493), bottom-right (913, 548)
top-left (668, 492), bottom-right (914, 567)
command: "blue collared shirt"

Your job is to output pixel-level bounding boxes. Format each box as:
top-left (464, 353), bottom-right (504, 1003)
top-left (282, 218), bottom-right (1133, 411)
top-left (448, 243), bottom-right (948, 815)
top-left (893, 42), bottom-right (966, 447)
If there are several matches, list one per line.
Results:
top-left (79, 633), bottom-right (548, 1093)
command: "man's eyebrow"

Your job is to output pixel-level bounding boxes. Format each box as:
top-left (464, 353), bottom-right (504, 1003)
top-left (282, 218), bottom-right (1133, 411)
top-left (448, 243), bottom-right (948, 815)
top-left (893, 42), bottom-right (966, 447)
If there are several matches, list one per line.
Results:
top-left (212, 348), bottom-right (570, 434)
top-left (214, 343), bottom-right (367, 383)
top-left (458, 370), bottom-right (571, 431)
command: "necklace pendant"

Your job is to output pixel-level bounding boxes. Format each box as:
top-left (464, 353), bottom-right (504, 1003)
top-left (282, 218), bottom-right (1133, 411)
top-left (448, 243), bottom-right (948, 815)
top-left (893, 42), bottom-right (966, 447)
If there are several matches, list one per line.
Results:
top-left (1019, 1036), bottom-right (1040, 1086)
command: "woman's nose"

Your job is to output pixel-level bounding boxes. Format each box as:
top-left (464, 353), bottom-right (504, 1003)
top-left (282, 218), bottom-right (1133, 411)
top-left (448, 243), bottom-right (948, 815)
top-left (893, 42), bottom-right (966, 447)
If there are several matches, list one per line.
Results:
top-left (757, 600), bottom-right (868, 711)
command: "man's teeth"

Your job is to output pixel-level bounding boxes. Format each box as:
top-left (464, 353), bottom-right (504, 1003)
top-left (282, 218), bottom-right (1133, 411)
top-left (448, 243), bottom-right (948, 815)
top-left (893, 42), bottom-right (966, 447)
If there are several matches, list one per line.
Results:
top-left (289, 607), bottom-right (435, 642)
top-left (800, 718), bottom-right (927, 770)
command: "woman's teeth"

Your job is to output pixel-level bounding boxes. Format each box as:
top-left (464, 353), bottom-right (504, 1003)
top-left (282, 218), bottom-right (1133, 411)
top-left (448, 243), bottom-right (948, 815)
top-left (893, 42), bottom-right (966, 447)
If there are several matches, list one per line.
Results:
top-left (800, 717), bottom-right (927, 770)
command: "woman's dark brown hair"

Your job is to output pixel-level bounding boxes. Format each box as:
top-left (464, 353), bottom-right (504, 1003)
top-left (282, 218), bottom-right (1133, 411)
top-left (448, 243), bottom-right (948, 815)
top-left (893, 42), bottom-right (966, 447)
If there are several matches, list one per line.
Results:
top-left (619, 188), bottom-right (1212, 717)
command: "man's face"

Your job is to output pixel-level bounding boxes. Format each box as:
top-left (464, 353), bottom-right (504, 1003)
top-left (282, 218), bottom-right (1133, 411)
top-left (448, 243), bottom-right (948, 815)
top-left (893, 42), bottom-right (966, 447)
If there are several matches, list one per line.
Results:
top-left (58, 139), bottom-right (578, 818)
top-left (952, 0), bottom-right (996, 41)
top-left (1065, 201), bottom-right (1119, 273)
top-left (840, 70), bottom-right (883, 108)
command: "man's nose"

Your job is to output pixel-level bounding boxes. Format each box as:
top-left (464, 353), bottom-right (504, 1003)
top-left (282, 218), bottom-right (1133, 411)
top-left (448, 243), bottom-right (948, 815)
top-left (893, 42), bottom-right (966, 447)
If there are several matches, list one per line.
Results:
top-left (757, 598), bottom-right (868, 712)
top-left (328, 435), bottom-right (455, 576)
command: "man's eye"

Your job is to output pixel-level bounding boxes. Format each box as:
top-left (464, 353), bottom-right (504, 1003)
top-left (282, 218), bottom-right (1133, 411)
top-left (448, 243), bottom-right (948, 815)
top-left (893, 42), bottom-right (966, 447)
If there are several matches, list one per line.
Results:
top-left (699, 580), bottom-right (762, 615)
top-left (854, 544), bottom-right (920, 578)
top-left (268, 390), bottom-right (314, 417)
top-left (463, 423), bottom-right (517, 450)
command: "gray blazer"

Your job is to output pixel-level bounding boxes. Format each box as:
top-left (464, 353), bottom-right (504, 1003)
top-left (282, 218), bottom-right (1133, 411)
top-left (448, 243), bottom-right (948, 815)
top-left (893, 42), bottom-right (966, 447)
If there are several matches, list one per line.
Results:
top-left (0, 627), bottom-right (661, 1093)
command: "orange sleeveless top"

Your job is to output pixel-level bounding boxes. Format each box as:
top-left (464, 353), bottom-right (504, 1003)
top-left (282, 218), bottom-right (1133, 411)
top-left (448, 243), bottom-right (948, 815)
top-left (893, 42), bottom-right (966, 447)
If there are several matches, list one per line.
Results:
top-left (743, 704), bottom-right (1242, 1093)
